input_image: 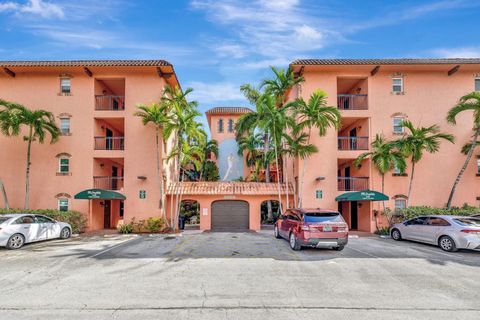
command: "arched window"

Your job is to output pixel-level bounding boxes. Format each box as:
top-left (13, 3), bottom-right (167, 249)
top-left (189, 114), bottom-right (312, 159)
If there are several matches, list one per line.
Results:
top-left (218, 118), bottom-right (224, 133)
top-left (56, 153), bottom-right (72, 175)
top-left (393, 195), bottom-right (408, 213)
top-left (55, 193), bottom-right (71, 212)
top-left (228, 119), bottom-right (234, 133)
top-left (391, 112), bottom-right (407, 135)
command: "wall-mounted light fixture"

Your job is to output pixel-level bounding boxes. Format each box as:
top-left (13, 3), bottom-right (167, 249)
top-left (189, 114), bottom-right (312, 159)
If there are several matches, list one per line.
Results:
top-left (315, 176), bottom-right (325, 181)
top-left (137, 176), bottom-right (147, 180)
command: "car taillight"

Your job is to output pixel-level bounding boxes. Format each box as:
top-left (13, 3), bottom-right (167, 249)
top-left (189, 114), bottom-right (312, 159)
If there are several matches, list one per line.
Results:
top-left (300, 225), bottom-right (310, 231)
top-left (337, 227), bottom-right (348, 232)
top-left (461, 229), bottom-right (480, 233)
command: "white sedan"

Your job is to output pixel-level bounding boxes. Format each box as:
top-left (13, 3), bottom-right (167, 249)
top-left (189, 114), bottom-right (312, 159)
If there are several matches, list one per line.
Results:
top-left (0, 214), bottom-right (72, 249)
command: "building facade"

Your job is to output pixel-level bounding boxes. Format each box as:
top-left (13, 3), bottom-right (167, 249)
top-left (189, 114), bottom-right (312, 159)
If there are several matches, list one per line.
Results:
top-left (0, 60), bottom-right (179, 231)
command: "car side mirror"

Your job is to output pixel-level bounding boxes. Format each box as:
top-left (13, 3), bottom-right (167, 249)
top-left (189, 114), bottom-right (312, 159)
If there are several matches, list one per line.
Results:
top-left (281, 215), bottom-right (287, 220)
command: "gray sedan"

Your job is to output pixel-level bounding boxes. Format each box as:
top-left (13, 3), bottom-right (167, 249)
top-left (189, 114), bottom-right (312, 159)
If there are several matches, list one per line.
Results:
top-left (391, 215), bottom-right (480, 252)
top-left (0, 214), bottom-right (72, 249)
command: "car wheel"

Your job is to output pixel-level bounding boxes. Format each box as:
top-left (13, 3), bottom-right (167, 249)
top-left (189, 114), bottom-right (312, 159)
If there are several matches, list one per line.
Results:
top-left (274, 225), bottom-right (281, 239)
top-left (60, 227), bottom-right (71, 239)
top-left (333, 245), bottom-right (345, 251)
top-left (439, 236), bottom-right (457, 252)
top-left (6, 233), bottom-right (25, 250)
top-left (289, 232), bottom-right (301, 251)
top-left (391, 228), bottom-right (402, 241)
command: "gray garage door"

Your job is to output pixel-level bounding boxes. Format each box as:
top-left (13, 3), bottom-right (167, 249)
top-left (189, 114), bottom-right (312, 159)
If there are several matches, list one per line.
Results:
top-left (211, 200), bottom-right (249, 231)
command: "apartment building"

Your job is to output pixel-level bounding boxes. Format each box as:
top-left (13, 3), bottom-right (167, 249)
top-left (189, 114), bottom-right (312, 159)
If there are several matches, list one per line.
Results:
top-left (0, 60), bottom-right (179, 231)
top-left (289, 58), bottom-right (480, 232)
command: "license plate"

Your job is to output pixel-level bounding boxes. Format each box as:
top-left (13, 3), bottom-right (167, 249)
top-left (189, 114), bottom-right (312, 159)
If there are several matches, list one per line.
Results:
top-left (323, 226), bottom-right (332, 232)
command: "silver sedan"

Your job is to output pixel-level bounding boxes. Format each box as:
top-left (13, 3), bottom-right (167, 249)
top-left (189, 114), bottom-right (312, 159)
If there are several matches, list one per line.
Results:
top-left (0, 214), bottom-right (72, 249)
top-left (391, 215), bottom-right (480, 252)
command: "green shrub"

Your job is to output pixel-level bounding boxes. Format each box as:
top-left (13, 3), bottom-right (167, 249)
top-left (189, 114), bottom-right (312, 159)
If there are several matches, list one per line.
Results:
top-left (118, 223), bottom-right (133, 234)
top-left (0, 208), bottom-right (87, 233)
top-left (374, 227), bottom-right (391, 236)
top-left (397, 204), bottom-right (480, 220)
top-left (146, 217), bottom-right (165, 233)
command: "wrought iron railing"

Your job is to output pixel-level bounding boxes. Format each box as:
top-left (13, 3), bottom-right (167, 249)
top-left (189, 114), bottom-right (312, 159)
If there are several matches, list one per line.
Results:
top-left (337, 94), bottom-right (368, 110)
top-left (337, 136), bottom-right (369, 150)
top-left (94, 137), bottom-right (125, 150)
top-left (337, 177), bottom-right (369, 191)
top-left (95, 95), bottom-right (125, 110)
top-left (93, 176), bottom-right (124, 190)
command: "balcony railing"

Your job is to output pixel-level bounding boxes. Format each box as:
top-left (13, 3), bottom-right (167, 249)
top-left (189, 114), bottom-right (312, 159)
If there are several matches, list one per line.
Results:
top-left (338, 136), bottom-right (369, 150)
top-left (93, 176), bottom-right (124, 190)
top-left (338, 177), bottom-right (369, 191)
top-left (95, 95), bottom-right (125, 111)
top-left (337, 94), bottom-right (368, 110)
top-left (94, 137), bottom-right (125, 150)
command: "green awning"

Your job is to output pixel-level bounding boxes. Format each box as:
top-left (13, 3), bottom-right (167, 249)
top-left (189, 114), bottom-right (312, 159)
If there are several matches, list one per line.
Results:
top-left (74, 189), bottom-right (126, 200)
top-left (335, 190), bottom-right (388, 202)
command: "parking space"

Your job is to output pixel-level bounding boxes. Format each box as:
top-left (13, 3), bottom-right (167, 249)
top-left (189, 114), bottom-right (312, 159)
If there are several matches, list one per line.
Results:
top-left (0, 230), bottom-right (479, 319)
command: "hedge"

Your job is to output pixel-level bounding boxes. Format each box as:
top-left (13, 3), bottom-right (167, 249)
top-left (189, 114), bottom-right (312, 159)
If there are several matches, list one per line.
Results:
top-left (0, 209), bottom-right (87, 233)
top-left (397, 205), bottom-right (480, 220)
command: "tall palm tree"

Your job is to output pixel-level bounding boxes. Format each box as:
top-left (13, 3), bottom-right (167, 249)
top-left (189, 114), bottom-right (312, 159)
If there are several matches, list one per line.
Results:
top-left (0, 100), bottom-right (60, 209)
top-left (290, 90), bottom-right (341, 207)
top-left (282, 132), bottom-right (318, 207)
top-left (395, 120), bottom-right (454, 206)
top-left (354, 134), bottom-right (406, 228)
top-left (0, 178), bottom-right (9, 209)
top-left (446, 92), bottom-right (480, 208)
top-left (261, 66), bottom-right (304, 106)
top-left (134, 102), bottom-right (170, 216)
top-left (199, 139), bottom-right (219, 181)
top-left (237, 133), bottom-right (264, 181)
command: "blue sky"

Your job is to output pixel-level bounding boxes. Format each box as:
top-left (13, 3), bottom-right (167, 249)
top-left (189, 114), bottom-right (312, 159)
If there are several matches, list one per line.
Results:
top-left (1, 0), bottom-right (480, 126)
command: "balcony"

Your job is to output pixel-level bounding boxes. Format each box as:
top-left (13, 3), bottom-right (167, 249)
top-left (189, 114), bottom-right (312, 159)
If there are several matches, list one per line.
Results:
top-left (337, 94), bottom-right (368, 110)
top-left (338, 136), bottom-right (369, 150)
top-left (338, 177), bottom-right (369, 191)
top-left (95, 95), bottom-right (125, 111)
top-left (94, 137), bottom-right (125, 150)
top-left (94, 176), bottom-right (124, 190)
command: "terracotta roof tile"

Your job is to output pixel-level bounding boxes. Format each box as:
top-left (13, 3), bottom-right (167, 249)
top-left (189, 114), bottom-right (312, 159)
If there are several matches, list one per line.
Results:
top-left (166, 182), bottom-right (293, 196)
top-left (291, 58), bottom-right (480, 66)
top-left (0, 60), bottom-right (172, 67)
top-left (205, 107), bottom-right (253, 115)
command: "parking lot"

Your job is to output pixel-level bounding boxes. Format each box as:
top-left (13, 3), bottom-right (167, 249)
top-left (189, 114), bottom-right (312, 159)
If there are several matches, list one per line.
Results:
top-left (0, 230), bottom-right (479, 319)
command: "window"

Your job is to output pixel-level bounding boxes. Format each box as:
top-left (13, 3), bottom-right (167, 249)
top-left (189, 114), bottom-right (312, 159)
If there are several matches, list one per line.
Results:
top-left (426, 217), bottom-right (450, 226)
top-left (120, 201), bottom-right (124, 217)
top-left (58, 198), bottom-right (69, 211)
top-left (58, 157), bottom-right (70, 173)
top-left (394, 198), bottom-right (407, 213)
top-left (393, 117), bottom-right (405, 134)
top-left (218, 118), bottom-right (224, 133)
top-left (475, 78), bottom-right (480, 91)
top-left (406, 216), bottom-right (427, 225)
top-left (392, 77), bottom-right (403, 93)
top-left (393, 164), bottom-right (401, 175)
top-left (60, 118), bottom-right (70, 135)
top-left (477, 158), bottom-right (480, 174)
top-left (228, 119), bottom-right (234, 133)
top-left (14, 216), bottom-right (35, 224)
top-left (315, 190), bottom-right (323, 199)
top-left (60, 78), bottom-right (71, 95)
top-left (35, 215), bottom-right (54, 223)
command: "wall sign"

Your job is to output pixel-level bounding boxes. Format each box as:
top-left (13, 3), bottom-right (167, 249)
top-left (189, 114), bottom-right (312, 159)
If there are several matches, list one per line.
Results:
top-left (202, 208), bottom-right (208, 216)
top-left (139, 190), bottom-right (146, 199)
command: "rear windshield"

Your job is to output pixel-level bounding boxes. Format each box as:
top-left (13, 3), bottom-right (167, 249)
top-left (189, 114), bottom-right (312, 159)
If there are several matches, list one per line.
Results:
top-left (453, 218), bottom-right (480, 227)
top-left (304, 212), bottom-right (344, 223)
top-left (0, 216), bottom-right (11, 224)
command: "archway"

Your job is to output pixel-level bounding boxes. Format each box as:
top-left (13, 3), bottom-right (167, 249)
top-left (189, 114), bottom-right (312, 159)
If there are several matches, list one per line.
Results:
top-left (260, 199), bottom-right (281, 224)
top-left (180, 199), bottom-right (200, 228)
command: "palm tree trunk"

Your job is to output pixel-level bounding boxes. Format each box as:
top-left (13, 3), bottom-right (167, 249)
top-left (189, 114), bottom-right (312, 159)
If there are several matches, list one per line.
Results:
top-left (292, 160), bottom-right (298, 208)
top-left (24, 127), bottom-right (33, 209)
top-left (155, 127), bottom-right (165, 217)
top-left (406, 160), bottom-right (415, 207)
top-left (283, 139), bottom-right (290, 209)
top-left (0, 178), bottom-right (10, 209)
top-left (264, 133), bottom-right (273, 221)
top-left (447, 127), bottom-right (480, 208)
top-left (378, 173), bottom-right (384, 231)
top-left (298, 127), bottom-right (312, 208)
top-left (273, 129), bottom-right (283, 215)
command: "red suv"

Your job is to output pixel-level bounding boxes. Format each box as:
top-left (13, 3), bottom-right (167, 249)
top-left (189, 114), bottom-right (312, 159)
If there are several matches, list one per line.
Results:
top-left (274, 209), bottom-right (349, 251)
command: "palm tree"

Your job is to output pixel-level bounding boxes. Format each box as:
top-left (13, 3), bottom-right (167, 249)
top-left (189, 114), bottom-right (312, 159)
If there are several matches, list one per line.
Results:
top-left (134, 102), bottom-right (170, 216)
top-left (446, 92), bottom-right (480, 208)
top-left (395, 120), bottom-right (454, 206)
top-left (0, 100), bottom-right (60, 209)
top-left (237, 133), bottom-right (264, 181)
top-left (261, 66), bottom-right (304, 106)
top-left (290, 90), bottom-right (341, 207)
top-left (354, 134), bottom-right (406, 228)
top-left (282, 132), bottom-right (318, 207)
top-left (0, 178), bottom-right (9, 209)
top-left (199, 139), bottom-right (219, 181)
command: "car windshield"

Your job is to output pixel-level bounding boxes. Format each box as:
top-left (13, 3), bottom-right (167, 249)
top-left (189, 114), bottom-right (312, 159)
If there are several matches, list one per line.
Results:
top-left (304, 212), bottom-right (344, 223)
top-left (453, 218), bottom-right (480, 227)
top-left (0, 216), bottom-right (11, 224)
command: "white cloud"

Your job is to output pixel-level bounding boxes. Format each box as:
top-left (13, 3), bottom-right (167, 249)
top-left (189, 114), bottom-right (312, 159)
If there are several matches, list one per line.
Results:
top-left (0, 0), bottom-right (64, 18)
top-left (185, 81), bottom-right (246, 104)
top-left (430, 46), bottom-right (480, 58)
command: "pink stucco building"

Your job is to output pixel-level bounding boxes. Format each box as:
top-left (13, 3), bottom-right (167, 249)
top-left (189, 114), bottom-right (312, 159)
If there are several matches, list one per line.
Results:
top-left (1, 58), bottom-right (480, 233)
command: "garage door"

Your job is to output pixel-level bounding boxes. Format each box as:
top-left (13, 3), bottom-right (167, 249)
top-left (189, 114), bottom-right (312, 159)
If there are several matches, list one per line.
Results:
top-left (211, 200), bottom-right (249, 231)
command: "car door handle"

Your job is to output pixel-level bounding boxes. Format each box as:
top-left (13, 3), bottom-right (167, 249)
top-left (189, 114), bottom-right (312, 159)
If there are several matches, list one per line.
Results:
top-left (23, 227), bottom-right (29, 229)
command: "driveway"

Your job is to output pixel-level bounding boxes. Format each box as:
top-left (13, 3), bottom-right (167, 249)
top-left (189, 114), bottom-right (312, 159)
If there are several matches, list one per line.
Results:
top-left (0, 231), bottom-right (479, 319)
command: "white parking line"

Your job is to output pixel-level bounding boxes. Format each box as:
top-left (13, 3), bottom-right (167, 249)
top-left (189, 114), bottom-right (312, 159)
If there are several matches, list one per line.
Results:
top-left (89, 237), bottom-right (139, 258)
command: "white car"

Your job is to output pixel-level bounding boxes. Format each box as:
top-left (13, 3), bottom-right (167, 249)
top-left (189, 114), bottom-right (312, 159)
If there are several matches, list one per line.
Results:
top-left (391, 215), bottom-right (480, 252)
top-left (0, 214), bottom-right (72, 249)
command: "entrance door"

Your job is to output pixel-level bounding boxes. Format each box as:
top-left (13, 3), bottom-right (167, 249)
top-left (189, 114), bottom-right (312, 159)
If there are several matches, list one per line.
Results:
top-left (211, 200), bottom-right (249, 231)
top-left (106, 128), bottom-right (113, 150)
top-left (111, 166), bottom-right (118, 190)
top-left (104, 200), bottom-right (111, 228)
top-left (350, 201), bottom-right (358, 230)
top-left (349, 128), bottom-right (357, 150)
top-left (344, 167), bottom-right (351, 191)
